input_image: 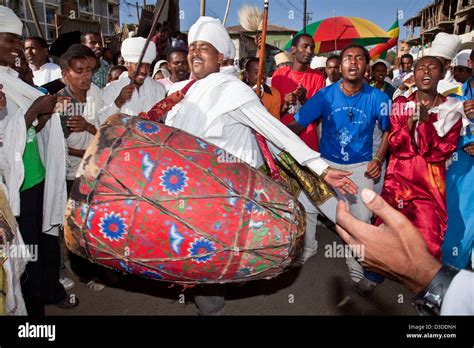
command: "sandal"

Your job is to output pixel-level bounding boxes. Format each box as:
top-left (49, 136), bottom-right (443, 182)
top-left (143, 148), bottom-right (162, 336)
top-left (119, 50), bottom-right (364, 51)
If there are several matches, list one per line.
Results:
top-left (54, 294), bottom-right (79, 309)
top-left (86, 279), bottom-right (106, 292)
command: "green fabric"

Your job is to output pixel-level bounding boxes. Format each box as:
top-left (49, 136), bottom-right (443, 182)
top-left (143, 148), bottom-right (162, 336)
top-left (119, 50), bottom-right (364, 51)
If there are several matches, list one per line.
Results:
top-left (92, 62), bottom-right (108, 89)
top-left (21, 127), bottom-right (45, 191)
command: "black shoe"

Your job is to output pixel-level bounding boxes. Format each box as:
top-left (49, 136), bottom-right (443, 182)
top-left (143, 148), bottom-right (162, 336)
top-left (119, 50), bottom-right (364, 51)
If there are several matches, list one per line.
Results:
top-left (53, 293), bottom-right (79, 309)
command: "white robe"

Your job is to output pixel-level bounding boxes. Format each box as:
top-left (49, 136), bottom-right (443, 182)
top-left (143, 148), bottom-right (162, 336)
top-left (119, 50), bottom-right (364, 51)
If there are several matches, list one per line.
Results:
top-left (63, 84), bottom-right (103, 180)
top-left (0, 66), bottom-right (67, 236)
top-left (31, 62), bottom-right (62, 87)
top-left (0, 183), bottom-right (30, 315)
top-left (166, 72), bottom-right (329, 175)
top-left (99, 71), bottom-right (166, 124)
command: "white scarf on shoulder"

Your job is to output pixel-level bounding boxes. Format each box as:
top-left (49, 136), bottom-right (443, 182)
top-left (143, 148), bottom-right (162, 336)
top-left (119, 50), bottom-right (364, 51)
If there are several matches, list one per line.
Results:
top-left (0, 66), bottom-right (66, 236)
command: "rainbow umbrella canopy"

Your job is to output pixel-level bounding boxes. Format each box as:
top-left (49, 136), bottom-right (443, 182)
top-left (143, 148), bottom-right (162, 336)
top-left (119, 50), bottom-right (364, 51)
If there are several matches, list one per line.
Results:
top-left (283, 16), bottom-right (390, 54)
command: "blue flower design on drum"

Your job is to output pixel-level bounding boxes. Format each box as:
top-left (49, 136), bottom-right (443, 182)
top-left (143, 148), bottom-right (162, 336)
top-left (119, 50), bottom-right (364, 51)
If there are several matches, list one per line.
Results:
top-left (160, 166), bottom-right (188, 195)
top-left (169, 223), bottom-right (184, 255)
top-left (141, 152), bottom-right (156, 182)
top-left (188, 238), bottom-right (216, 263)
top-left (136, 121), bottom-right (160, 134)
top-left (99, 212), bottom-right (128, 242)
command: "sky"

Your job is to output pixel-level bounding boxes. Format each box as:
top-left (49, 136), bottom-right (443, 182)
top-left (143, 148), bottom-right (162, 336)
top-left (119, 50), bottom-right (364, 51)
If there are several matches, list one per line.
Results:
top-left (120, 0), bottom-right (433, 42)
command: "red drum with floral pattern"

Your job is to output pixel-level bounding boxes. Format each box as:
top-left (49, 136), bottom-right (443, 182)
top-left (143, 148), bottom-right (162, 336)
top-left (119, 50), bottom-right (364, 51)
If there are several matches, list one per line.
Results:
top-left (64, 114), bottom-right (305, 284)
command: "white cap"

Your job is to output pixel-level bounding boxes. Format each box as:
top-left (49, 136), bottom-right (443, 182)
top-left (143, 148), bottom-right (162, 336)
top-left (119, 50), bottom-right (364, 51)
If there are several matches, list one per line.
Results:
top-left (310, 56), bottom-right (327, 69)
top-left (452, 49), bottom-right (471, 68)
top-left (275, 52), bottom-right (292, 66)
top-left (0, 5), bottom-right (23, 36)
top-left (429, 33), bottom-right (462, 61)
top-left (188, 16), bottom-right (231, 55)
top-left (371, 59), bottom-right (390, 69)
top-left (121, 37), bottom-right (156, 64)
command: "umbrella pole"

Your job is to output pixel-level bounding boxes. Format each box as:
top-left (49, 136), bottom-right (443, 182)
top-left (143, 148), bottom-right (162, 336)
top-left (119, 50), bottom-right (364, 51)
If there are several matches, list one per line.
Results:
top-left (129, 0), bottom-right (167, 86)
top-left (333, 10), bottom-right (337, 52)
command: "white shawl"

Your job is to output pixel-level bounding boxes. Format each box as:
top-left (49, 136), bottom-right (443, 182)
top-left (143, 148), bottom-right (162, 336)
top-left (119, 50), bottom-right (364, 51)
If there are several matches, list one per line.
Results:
top-left (64, 84), bottom-right (103, 180)
top-left (99, 71), bottom-right (166, 124)
top-left (0, 66), bottom-right (66, 236)
top-left (166, 73), bottom-right (257, 139)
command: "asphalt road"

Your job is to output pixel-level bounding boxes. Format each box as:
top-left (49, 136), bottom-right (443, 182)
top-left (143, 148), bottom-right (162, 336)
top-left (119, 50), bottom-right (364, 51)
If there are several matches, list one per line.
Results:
top-left (46, 222), bottom-right (416, 316)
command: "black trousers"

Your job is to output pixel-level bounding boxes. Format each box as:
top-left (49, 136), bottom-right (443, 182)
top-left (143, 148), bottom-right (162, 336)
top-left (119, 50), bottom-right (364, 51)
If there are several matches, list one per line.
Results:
top-left (67, 179), bottom-right (105, 282)
top-left (17, 181), bottom-right (66, 316)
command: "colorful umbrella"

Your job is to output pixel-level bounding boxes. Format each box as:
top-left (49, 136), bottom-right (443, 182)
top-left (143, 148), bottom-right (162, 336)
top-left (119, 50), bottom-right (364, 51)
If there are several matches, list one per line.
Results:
top-left (370, 19), bottom-right (399, 61)
top-left (283, 16), bottom-right (390, 54)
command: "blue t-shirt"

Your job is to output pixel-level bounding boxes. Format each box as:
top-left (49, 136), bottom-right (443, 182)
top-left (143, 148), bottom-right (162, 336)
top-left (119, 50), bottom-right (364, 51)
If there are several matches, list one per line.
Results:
top-left (295, 81), bottom-right (391, 164)
top-left (450, 77), bottom-right (473, 148)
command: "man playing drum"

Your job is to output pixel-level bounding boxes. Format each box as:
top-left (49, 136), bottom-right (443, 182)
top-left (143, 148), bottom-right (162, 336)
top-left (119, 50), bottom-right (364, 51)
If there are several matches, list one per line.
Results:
top-left (145, 16), bottom-right (358, 315)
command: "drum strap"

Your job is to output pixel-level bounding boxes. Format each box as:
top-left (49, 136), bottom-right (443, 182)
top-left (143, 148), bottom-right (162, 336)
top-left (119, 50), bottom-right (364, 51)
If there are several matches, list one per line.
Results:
top-left (139, 79), bottom-right (197, 122)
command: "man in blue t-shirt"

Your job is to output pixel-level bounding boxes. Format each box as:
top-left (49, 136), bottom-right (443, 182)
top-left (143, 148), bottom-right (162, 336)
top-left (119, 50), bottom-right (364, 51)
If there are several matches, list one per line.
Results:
top-left (289, 44), bottom-right (391, 290)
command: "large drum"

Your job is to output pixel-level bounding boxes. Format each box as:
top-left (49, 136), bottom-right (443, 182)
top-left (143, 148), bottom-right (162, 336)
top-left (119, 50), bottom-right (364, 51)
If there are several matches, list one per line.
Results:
top-left (64, 114), bottom-right (305, 284)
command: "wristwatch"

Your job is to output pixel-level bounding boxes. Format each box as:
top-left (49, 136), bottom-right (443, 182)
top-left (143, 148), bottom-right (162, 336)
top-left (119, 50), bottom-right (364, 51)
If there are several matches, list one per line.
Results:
top-left (413, 264), bottom-right (460, 316)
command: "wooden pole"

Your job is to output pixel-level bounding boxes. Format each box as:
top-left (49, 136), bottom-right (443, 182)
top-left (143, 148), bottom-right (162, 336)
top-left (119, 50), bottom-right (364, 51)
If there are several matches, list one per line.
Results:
top-left (54, 13), bottom-right (58, 39)
top-left (200, 0), bottom-right (206, 16)
top-left (98, 17), bottom-right (105, 47)
top-left (27, 0), bottom-right (44, 38)
top-left (129, 0), bottom-right (167, 85)
top-left (255, 0), bottom-right (269, 98)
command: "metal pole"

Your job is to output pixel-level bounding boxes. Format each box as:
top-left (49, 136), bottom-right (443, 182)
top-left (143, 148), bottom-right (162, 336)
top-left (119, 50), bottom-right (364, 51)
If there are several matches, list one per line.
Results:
top-left (27, 0), bottom-right (44, 38)
top-left (200, 0), bottom-right (206, 16)
top-left (303, 0), bottom-right (307, 33)
top-left (136, 1), bottom-right (140, 22)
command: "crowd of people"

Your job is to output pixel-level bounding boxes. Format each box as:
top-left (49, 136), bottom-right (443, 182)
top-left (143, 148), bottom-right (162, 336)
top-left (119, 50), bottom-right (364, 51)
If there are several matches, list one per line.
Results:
top-left (0, 4), bottom-right (472, 316)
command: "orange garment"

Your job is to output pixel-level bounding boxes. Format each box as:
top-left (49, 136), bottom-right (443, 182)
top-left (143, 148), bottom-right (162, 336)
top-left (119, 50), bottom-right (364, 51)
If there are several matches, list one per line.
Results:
top-left (260, 85), bottom-right (282, 119)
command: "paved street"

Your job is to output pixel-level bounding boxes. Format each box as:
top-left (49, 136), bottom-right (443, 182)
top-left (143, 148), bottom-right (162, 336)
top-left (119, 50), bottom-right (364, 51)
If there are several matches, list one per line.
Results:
top-left (46, 223), bottom-right (416, 316)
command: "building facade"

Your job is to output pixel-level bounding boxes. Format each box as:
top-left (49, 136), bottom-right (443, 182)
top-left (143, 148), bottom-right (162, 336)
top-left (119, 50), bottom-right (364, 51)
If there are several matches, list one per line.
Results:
top-left (0, 0), bottom-right (119, 40)
top-left (404, 0), bottom-right (473, 48)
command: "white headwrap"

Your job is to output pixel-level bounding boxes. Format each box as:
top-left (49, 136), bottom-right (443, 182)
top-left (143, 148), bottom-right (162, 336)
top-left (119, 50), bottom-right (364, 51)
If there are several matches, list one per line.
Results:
top-left (0, 5), bottom-right (23, 35)
top-left (188, 16), bottom-right (231, 55)
top-left (121, 37), bottom-right (156, 64)
top-left (429, 33), bottom-right (462, 61)
top-left (225, 40), bottom-right (236, 60)
top-left (310, 56), bottom-right (327, 69)
top-left (452, 49), bottom-right (471, 68)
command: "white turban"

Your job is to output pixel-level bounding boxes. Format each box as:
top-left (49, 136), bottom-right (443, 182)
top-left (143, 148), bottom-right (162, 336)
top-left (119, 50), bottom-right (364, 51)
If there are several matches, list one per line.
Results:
top-left (0, 5), bottom-right (23, 35)
top-left (188, 16), bottom-right (231, 55)
top-left (429, 33), bottom-right (461, 61)
top-left (310, 56), bottom-right (327, 69)
top-left (225, 40), bottom-right (236, 60)
top-left (121, 37), bottom-right (156, 64)
top-left (452, 49), bottom-right (471, 68)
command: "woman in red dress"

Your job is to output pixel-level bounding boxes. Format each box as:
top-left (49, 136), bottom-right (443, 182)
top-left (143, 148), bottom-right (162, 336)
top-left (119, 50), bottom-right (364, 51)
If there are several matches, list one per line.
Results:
top-left (380, 56), bottom-right (462, 259)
